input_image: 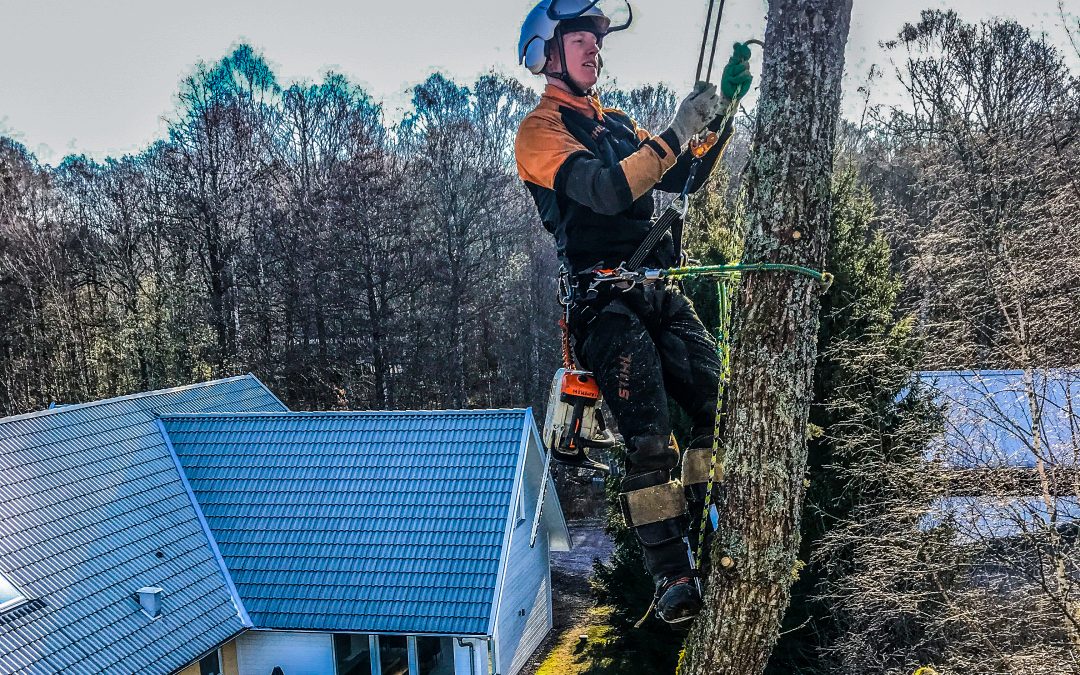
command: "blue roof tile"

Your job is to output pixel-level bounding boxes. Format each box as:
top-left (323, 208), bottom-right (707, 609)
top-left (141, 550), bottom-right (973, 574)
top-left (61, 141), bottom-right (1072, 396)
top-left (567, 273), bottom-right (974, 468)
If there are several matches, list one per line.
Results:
top-left (920, 369), bottom-right (1080, 468)
top-left (160, 409), bottom-right (530, 635)
top-left (0, 375), bottom-right (287, 674)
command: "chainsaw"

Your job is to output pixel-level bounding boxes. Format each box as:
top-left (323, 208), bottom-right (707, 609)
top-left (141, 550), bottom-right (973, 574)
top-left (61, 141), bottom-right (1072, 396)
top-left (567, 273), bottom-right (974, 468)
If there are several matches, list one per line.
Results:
top-left (541, 368), bottom-right (616, 473)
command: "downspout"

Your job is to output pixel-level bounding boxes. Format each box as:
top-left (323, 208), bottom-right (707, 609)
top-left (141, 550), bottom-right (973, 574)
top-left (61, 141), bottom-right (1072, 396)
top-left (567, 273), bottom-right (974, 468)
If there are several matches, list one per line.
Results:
top-left (457, 638), bottom-right (477, 674)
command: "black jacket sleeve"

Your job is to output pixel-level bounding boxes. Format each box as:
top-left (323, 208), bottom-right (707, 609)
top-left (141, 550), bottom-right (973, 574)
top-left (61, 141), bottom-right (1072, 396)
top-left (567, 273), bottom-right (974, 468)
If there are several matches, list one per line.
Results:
top-left (557, 152), bottom-right (635, 216)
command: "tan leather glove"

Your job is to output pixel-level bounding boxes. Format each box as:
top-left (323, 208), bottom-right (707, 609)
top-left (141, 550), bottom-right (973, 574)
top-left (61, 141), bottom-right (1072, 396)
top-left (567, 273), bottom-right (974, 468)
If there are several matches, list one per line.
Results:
top-left (667, 81), bottom-right (723, 149)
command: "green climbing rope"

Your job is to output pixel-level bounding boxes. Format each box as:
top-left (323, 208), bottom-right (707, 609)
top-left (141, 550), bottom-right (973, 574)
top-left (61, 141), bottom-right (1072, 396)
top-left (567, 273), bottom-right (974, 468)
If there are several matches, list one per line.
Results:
top-left (658, 262), bottom-right (833, 570)
top-left (664, 262), bottom-right (834, 290)
top-left (694, 275), bottom-right (732, 570)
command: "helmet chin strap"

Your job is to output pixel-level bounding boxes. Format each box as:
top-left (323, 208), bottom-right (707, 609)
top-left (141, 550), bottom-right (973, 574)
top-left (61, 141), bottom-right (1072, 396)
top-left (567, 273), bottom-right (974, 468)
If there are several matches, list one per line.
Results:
top-left (546, 26), bottom-right (592, 97)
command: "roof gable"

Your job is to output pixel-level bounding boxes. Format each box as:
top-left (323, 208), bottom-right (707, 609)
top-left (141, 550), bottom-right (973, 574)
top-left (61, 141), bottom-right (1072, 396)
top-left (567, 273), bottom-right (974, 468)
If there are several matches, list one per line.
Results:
top-left (0, 375), bottom-right (287, 673)
top-left (159, 409), bottom-right (530, 635)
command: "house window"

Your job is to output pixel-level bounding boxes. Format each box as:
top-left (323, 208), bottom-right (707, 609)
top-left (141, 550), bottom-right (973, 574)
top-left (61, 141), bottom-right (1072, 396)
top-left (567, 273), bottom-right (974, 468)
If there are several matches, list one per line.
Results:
top-left (0, 573), bottom-right (26, 612)
top-left (516, 490), bottom-right (527, 526)
top-left (334, 634), bottom-right (374, 675)
top-left (379, 635), bottom-right (409, 675)
top-left (415, 637), bottom-right (454, 675)
top-left (198, 649), bottom-right (222, 675)
top-left (335, 634), bottom-right (456, 675)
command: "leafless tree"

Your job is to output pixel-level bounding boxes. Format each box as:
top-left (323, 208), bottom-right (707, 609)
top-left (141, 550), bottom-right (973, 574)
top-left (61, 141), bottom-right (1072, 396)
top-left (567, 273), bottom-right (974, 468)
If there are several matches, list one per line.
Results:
top-left (816, 12), bottom-right (1080, 674)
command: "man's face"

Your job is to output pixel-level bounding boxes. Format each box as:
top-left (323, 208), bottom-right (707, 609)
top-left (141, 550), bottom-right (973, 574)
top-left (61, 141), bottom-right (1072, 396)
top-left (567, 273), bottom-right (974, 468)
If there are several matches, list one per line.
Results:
top-left (552, 30), bottom-right (602, 90)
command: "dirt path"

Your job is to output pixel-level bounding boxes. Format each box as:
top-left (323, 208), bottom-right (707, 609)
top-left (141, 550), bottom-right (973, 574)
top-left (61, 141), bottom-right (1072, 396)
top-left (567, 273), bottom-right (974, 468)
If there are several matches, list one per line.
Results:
top-left (551, 520), bottom-right (614, 577)
top-left (518, 520), bottom-right (614, 675)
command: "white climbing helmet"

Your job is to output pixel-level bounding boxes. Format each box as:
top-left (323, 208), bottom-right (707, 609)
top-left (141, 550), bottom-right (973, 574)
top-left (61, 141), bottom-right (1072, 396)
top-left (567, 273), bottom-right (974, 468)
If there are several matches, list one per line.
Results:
top-left (518, 0), bottom-right (632, 75)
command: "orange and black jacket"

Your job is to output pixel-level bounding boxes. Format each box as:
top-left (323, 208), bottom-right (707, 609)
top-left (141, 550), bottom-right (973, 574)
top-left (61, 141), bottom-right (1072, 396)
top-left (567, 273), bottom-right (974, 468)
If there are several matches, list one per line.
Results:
top-left (515, 84), bottom-right (732, 275)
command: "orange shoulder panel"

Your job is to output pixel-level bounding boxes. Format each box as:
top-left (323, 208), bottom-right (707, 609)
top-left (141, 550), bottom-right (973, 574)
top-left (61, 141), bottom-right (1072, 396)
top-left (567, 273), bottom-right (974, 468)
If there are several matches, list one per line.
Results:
top-left (515, 108), bottom-right (591, 190)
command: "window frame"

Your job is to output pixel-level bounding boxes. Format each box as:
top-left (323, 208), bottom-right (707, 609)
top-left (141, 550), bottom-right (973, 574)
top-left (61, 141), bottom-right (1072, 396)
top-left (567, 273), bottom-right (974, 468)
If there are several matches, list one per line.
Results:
top-left (334, 634), bottom-right (460, 675)
top-left (0, 572), bottom-right (27, 613)
top-left (197, 647), bottom-right (223, 675)
top-left (413, 635), bottom-right (457, 675)
top-left (375, 633), bottom-right (409, 674)
top-left (333, 633), bottom-right (377, 674)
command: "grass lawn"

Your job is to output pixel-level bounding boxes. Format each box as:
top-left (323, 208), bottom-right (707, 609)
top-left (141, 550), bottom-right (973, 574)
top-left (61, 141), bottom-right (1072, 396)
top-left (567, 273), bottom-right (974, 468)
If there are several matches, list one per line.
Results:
top-left (535, 606), bottom-right (626, 675)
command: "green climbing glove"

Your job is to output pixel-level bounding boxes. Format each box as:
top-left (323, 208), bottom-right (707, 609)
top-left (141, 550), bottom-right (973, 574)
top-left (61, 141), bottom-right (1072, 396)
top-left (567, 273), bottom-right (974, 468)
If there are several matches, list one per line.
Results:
top-left (720, 42), bottom-right (753, 101)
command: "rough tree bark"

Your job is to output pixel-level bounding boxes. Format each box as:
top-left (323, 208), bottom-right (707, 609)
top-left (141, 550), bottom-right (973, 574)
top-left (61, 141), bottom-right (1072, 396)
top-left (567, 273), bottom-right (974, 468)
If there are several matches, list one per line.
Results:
top-left (680, 1), bottom-right (853, 673)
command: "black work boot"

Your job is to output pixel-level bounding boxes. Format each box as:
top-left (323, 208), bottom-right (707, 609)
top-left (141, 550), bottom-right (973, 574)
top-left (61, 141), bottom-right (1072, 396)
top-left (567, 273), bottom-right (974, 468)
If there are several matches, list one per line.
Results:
top-left (637, 530), bottom-right (702, 624)
top-left (654, 575), bottom-right (702, 624)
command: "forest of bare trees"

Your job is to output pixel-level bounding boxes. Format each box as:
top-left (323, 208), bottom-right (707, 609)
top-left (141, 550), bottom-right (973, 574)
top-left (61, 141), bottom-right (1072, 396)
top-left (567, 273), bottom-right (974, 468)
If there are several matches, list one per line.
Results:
top-left (0, 50), bottom-right (561, 414)
top-left (810, 11), bottom-right (1080, 674)
top-left (2, 7), bottom-right (1080, 673)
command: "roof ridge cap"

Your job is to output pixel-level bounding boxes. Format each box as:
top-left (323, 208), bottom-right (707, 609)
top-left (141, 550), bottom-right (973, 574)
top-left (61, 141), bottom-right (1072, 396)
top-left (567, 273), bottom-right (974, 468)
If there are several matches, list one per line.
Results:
top-left (160, 408), bottom-right (530, 418)
top-left (0, 375), bottom-right (258, 426)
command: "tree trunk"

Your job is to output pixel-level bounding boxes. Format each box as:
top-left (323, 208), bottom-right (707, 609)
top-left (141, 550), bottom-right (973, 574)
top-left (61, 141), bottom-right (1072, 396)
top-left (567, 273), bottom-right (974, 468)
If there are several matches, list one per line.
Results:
top-left (680, 1), bottom-right (852, 673)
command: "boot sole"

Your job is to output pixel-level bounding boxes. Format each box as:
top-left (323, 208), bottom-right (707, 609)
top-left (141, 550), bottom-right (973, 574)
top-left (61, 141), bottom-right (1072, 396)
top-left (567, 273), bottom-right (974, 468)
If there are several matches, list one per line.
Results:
top-left (658, 609), bottom-right (700, 624)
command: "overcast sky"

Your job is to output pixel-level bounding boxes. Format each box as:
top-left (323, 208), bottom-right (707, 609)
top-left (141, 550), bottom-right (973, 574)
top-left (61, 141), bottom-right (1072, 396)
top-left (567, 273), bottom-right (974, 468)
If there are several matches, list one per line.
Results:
top-left (1, 0), bottom-right (1077, 164)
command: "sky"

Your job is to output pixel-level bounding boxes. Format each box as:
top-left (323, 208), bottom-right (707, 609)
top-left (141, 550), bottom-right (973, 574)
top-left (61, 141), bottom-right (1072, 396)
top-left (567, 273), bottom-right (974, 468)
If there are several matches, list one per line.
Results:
top-left (0, 0), bottom-right (1077, 165)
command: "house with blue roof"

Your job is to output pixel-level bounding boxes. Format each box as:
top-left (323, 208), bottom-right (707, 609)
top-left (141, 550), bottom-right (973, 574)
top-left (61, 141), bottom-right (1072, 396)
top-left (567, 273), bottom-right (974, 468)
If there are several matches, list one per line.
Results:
top-left (920, 369), bottom-right (1080, 540)
top-left (922, 369), bottom-right (1080, 470)
top-left (0, 376), bottom-right (570, 675)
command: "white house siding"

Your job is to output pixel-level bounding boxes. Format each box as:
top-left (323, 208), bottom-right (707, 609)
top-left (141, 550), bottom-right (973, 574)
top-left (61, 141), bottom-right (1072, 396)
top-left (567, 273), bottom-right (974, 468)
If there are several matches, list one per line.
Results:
top-left (494, 435), bottom-right (554, 675)
top-left (235, 631), bottom-right (335, 675)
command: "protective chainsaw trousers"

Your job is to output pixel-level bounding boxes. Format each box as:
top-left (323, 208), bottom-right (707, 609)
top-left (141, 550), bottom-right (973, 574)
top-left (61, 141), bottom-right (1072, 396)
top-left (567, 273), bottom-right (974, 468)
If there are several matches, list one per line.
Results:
top-left (570, 283), bottom-right (721, 582)
top-left (570, 283), bottom-right (720, 446)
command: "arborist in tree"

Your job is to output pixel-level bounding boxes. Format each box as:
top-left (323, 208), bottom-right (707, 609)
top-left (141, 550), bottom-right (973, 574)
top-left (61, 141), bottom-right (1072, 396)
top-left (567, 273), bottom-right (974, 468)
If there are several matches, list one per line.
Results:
top-left (515, 0), bottom-right (753, 624)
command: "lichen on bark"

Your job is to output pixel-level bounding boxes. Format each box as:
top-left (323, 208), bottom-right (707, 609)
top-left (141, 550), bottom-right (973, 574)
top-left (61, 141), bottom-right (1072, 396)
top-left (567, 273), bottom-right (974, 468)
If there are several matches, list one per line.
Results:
top-left (678, 1), bottom-right (854, 673)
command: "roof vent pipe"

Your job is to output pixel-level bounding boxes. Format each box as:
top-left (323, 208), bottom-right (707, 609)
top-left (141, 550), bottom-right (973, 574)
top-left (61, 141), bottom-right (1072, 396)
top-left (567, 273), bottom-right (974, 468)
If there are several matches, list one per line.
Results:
top-left (135, 586), bottom-right (163, 618)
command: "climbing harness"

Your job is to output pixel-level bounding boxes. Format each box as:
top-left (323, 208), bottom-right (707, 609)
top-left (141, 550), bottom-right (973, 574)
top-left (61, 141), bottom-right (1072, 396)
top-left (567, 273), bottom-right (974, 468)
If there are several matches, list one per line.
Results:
top-left (539, 271), bottom-right (617, 474)
top-left (532, 270), bottom-right (618, 548)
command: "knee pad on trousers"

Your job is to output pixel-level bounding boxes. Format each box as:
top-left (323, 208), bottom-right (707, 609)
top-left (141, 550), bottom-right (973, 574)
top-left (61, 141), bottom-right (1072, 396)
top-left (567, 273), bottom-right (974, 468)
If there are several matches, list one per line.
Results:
top-left (620, 469), bottom-right (687, 547)
top-left (625, 434), bottom-right (679, 474)
top-left (681, 446), bottom-right (720, 504)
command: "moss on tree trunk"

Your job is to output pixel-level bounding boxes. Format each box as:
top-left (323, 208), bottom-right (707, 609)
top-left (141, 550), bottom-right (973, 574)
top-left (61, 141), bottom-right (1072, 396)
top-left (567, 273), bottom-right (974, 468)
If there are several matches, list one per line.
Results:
top-left (679, 1), bottom-right (853, 673)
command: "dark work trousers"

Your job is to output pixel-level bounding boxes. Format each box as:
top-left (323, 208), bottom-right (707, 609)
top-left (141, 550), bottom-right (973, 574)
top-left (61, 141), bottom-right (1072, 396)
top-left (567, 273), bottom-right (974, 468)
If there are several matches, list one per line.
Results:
top-left (571, 282), bottom-right (720, 581)
top-left (571, 282), bottom-right (721, 469)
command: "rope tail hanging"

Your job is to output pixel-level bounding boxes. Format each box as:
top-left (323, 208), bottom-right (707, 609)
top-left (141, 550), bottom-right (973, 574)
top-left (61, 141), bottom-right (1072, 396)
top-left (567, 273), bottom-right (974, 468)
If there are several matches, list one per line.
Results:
top-left (696, 275), bottom-right (732, 571)
top-left (671, 264), bottom-right (832, 570)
